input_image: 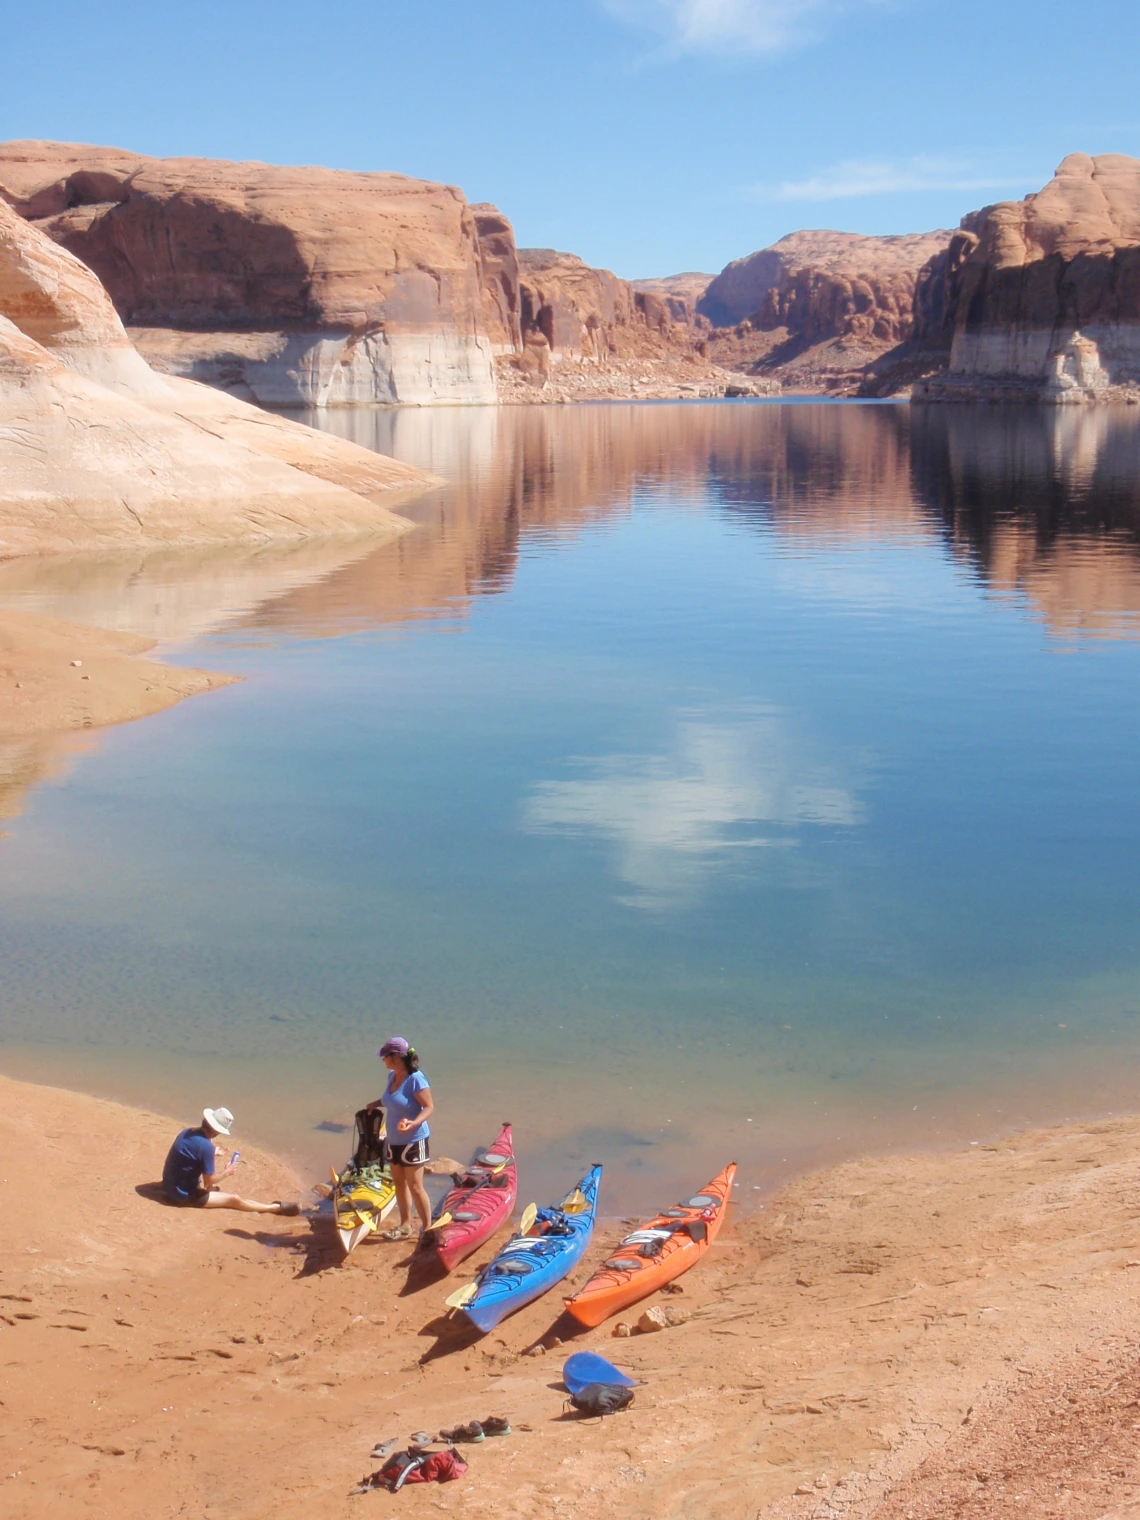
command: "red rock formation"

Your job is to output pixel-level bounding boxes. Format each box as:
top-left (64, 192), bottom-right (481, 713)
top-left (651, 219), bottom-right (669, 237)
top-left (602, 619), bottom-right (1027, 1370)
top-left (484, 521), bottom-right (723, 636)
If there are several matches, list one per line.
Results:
top-left (0, 198), bottom-right (436, 553)
top-left (506, 248), bottom-right (714, 393)
top-left (630, 273), bottom-right (715, 326)
top-left (0, 140), bottom-right (503, 405)
top-left (698, 230), bottom-right (951, 340)
top-left (914, 154), bottom-right (1140, 401)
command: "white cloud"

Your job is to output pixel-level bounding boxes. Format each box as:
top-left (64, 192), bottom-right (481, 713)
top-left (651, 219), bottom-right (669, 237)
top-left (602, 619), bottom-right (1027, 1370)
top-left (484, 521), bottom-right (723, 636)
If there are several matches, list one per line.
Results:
top-left (757, 155), bottom-right (1027, 202)
top-left (522, 709), bottom-right (861, 910)
top-left (599, 0), bottom-right (884, 56)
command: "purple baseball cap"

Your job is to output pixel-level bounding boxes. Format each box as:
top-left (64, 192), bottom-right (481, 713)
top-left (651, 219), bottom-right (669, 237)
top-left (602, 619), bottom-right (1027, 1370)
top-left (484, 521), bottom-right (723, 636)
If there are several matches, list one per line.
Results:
top-left (377, 1037), bottom-right (409, 1058)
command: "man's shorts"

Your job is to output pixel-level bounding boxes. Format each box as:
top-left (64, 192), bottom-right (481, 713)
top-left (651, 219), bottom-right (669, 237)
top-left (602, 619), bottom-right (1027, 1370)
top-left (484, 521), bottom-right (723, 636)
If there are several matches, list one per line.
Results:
top-left (164, 1188), bottom-right (209, 1207)
top-left (388, 1137), bottom-right (429, 1167)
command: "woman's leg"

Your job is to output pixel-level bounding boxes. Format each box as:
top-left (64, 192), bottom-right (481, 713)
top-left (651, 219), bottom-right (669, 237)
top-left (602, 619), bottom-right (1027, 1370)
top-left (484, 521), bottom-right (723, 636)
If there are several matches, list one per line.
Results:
top-left (390, 1163), bottom-right (411, 1228)
top-left (405, 1165), bottom-right (432, 1233)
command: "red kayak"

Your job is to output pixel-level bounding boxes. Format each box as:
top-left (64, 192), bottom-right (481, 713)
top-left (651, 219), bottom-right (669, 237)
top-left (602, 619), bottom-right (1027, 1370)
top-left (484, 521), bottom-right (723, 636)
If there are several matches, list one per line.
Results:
top-left (420, 1123), bottom-right (517, 1274)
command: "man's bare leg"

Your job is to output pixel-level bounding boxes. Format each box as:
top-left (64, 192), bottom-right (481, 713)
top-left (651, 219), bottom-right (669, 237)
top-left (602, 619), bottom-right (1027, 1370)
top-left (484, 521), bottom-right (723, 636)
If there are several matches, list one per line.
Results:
top-left (201, 1193), bottom-right (299, 1214)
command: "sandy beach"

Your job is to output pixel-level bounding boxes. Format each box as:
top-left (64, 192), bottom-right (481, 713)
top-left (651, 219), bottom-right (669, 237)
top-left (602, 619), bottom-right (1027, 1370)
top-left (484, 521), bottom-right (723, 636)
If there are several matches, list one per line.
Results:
top-left (2, 1073), bottom-right (1139, 1519)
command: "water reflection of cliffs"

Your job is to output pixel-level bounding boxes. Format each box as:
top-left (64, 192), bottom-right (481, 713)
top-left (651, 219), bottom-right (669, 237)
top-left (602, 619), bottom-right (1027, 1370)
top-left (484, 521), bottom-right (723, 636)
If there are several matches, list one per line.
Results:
top-left (910, 405), bottom-right (1140, 637)
top-left (3, 401), bottom-right (1140, 650)
top-left (259, 402), bottom-right (1140, 641)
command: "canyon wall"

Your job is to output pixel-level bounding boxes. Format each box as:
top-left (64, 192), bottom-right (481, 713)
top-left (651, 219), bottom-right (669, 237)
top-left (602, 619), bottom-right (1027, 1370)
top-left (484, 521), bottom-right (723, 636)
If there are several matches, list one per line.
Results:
top-left (0, 141), bottom-right (727, 407)
top-left (0, 140), bottom-right (501, 407)
top-left (696, 230), bottom-right (951, 393)
top-left (913, 154), bottom-right (1140, 402)
top-left (0, 196), bottom-right (436, 555)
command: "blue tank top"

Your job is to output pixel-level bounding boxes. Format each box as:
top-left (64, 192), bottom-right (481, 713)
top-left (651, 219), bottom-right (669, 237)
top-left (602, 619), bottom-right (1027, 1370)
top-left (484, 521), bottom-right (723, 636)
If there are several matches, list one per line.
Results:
top-left (381, 1069), bottom-right (430, 1142)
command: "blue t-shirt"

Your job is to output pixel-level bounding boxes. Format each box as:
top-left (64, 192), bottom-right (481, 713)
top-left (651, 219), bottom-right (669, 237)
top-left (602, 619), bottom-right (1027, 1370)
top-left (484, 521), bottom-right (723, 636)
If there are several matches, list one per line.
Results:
top-left (163, 1128), bottom-right (217, 1201)
top-left (381, 1070), bottom-right (430, 1143)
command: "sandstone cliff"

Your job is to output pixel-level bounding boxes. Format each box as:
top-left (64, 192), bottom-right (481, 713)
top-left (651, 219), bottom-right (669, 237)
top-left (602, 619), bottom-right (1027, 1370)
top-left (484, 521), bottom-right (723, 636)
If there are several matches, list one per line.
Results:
top-left (912, 153), bottom-right (1140, 402)
top-left (698, 229), bottom-right (952, 393)
top-left (0, 198), bottom-right (437, 555)
top-left (630, 272), bottom-right (714, 326)
top-left (0, 140), bottom-right (502, 406)
top-left (497, 248), bottom-right (732, 401)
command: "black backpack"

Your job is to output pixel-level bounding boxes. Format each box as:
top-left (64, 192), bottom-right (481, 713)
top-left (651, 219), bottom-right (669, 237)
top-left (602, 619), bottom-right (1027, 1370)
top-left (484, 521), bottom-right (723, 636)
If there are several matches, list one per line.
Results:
top-left (568, 1383), bottom-right (635, 1417)
top-left (352, 1107), bottom-right (388, 1168)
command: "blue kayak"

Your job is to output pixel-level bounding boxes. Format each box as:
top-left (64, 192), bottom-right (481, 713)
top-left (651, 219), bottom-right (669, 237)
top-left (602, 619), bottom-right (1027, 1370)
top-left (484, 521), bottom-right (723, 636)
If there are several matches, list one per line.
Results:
top-left (461, 1165), bottom-right (602, 1334)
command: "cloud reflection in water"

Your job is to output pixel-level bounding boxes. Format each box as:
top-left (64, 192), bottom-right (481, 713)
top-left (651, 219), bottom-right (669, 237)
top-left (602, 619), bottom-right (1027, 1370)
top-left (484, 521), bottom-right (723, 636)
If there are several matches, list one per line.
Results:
top-left (523, 708), bottom-right (862, 909)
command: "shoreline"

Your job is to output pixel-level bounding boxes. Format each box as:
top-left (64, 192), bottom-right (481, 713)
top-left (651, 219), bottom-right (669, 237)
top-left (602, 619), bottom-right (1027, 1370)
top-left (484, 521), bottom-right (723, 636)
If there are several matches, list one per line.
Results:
top-left (4, 1071), bottom-right (1140, 1519)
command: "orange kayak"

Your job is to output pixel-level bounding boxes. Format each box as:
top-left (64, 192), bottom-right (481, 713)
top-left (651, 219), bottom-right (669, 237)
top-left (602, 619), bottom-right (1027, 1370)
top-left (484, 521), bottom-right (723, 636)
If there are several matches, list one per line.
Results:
top-left (564, 1161), bottom-right (736, 1328)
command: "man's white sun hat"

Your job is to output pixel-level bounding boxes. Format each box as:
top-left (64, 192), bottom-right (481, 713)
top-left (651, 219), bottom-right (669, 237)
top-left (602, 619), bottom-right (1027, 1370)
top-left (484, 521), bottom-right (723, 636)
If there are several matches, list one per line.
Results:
top-left (203, 1107), bottom-right (234, 1136)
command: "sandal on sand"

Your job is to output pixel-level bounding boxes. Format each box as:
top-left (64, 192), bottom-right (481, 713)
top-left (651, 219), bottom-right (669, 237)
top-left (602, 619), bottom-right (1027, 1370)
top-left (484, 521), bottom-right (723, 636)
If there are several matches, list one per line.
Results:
top-left (383, 1225), bottom-right (413, 1241)
top-left (275, 1201), bottom-right (301, 1217)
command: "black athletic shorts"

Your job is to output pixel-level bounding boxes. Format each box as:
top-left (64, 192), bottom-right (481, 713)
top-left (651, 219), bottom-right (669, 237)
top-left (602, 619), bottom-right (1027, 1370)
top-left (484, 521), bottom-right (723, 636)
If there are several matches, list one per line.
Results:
top-left (388, 1137), bottom-right (429, 1167)
top-left (165, 1188), bottom-right (209, 1207)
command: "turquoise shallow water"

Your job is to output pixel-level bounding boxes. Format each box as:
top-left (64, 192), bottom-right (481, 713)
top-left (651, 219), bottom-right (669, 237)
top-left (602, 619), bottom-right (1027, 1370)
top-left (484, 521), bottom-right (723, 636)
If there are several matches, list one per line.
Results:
top-left (2, 400), bottom-right (1140, 1212)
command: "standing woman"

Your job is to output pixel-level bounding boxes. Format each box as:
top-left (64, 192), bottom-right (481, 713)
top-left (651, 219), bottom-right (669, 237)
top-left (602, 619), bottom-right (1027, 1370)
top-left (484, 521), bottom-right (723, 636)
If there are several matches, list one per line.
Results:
top-left (368, 1037), bottom-right (434, 1240)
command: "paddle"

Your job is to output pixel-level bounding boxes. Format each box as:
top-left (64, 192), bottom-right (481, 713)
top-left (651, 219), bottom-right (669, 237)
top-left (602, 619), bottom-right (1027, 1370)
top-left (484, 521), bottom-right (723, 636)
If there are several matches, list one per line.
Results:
top-left (430, 1156), bottom-right (514, 1233)
top-left (561, 1189), bottom-right (589, 1215)
top-left (445, 1280), bottom-right (479, 1310)
top-left (519, 1202), bottom-right (538, 1235)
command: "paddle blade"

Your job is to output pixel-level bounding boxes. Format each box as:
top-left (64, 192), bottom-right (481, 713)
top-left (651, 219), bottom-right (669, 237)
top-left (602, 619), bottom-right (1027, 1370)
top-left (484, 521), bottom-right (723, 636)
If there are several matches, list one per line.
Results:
top-left (432, 1212), bottom-right (453, 1230)
top-left (561, 1189), bottom-right (589, 1215)
top-left (329, 1165), bottom-right (340, 1185)
top-left (445, 1281), bottom-right (478, 1310)
top-left (519, 1202), bottom-right (538, 1236)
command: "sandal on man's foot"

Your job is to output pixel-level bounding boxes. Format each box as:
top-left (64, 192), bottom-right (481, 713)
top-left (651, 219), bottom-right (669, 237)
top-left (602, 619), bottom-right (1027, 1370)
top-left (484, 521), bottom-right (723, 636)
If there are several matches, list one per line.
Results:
top-left (383, 1224), bottom-right (413, 1241)
top-left (482, 1416), bottom-right (511, 1436)
top-left (275, 1201), bottom-right (301, 1216)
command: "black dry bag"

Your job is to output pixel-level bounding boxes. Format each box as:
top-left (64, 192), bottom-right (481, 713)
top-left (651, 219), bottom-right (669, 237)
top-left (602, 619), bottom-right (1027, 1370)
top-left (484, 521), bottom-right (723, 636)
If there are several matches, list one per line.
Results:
top-left (569, 1383), bottom-right (635, 1417)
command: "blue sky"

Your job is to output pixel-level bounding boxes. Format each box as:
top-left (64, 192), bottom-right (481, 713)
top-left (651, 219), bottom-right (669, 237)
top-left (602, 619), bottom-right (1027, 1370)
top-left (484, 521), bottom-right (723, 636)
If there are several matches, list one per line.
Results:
top-left (4, 0), bottom-right (1138, 279)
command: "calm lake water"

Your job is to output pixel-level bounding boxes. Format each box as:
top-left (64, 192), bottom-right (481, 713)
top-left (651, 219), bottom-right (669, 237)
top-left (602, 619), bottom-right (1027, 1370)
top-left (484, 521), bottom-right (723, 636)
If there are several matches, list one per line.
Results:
top-left (3, 400), bottom-right (1140, 1212)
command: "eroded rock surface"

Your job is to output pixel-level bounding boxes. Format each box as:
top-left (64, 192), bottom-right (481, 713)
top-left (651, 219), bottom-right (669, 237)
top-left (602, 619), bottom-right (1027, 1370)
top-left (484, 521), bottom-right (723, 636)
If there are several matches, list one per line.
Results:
top-left (0, 201), bottom-right (437, 554)
top-left (0, 139), bottom-right (501, 405)
top-left (914, 153), bottom-right (1140, 401)
top-left (698, 229), bottom-right (952, 393)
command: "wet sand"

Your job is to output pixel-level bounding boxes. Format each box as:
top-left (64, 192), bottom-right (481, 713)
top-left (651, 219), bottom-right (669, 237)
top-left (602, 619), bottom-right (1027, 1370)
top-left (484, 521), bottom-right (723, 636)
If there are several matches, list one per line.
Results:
top-left (3, 1073), bottom-right (1139, 1519)
top-left (0, 608), bottom-right (232, 741)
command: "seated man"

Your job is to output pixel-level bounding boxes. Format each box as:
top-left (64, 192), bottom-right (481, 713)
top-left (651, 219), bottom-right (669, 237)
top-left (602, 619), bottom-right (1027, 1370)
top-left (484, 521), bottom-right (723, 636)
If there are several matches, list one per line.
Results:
top-left (162, 1106), bottom-right (300, 1215)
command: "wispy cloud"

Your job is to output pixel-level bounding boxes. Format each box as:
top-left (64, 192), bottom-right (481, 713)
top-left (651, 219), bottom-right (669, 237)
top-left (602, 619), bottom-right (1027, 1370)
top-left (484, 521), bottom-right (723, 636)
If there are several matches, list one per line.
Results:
top-left (522, 709), bottom-right (862, 911)
top-left (598, 0), bottom-right (887, 58)
top-left (754, 154), bottom-right (1030, 202)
